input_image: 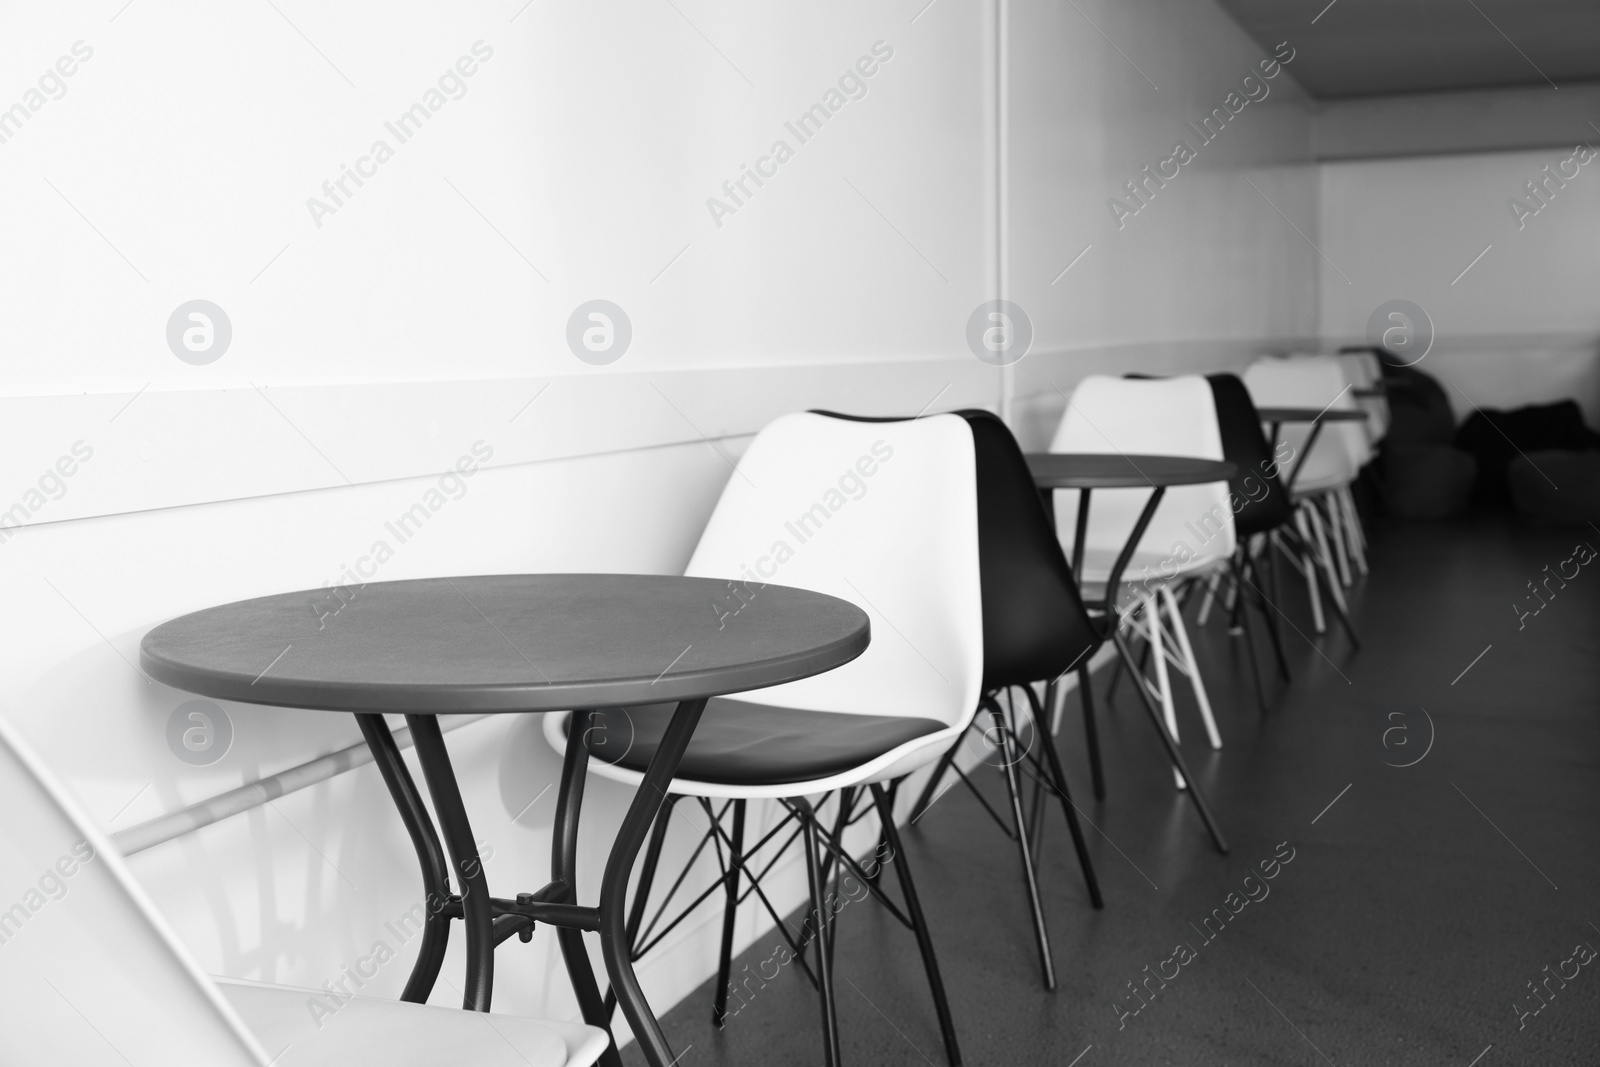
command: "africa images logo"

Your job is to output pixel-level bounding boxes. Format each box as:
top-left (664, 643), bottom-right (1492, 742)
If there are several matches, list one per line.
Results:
top-left (166, 700), bottom-right (232, 766)
top-left (166, 300), bottom-right (232, 365)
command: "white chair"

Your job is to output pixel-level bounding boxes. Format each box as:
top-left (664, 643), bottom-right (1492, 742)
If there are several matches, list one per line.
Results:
top-left (1049, 375), bottom-right (1234, 783)
top-left (1338, 350), bottom-right (1389, 444)
top-left (545, 411), bottom-right (981, 1066)
top-left (0, 713), bottom-right (608, 1067)
top-left (1242, 357), bottom-right (1363, 645)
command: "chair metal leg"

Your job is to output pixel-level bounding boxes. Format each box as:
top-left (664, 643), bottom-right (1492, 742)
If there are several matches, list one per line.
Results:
top-left (1339, 487), bottom-right (1369, 576)
top-left (1105, 643), bottom-right (1130, 703)
top-left (1020, 686), bottom-right (1102, 909)
top-left (1323, 494), bottom-right (1353, 587)
top-left (1305, 505), bottom-right (1362, 650)
top-left (1316, 560), bottom-right (1363, 650)
top-left (1110, 631), bottom-right (1229, 854)
top-left (1104, 655), bottom-right (1121, 702)
top-left (1226, 561), bottom-right (1248, 635)
top-left (1254, 546), bottom-right (1292, 682)
top-left (1293, 509), bottom-right (1327, 633)
top-left (988, 700), bottom-right (1055, 989)
top-left (870, 783), bottom-right (963, 1066)
top-left (1137, 592), bottom-right (1184, 789)
top-left (825, 789), bottom-right (855, 974)
top-left (798, 799), bottom-right (841, 1067)
top-left (1077, 664), bottom-right (1105, 801)
top-left (1230, 563), bottom-right (1269, 717)
top-left (866, 826), bottom-right (889, 885)
top-left (1160, 584), bottom-right (1221, 750)
top-left (712, 799), bottom-right (746, 1028)
top-left (1026, 743), bottom-right (1049, 858)
top-left (1195, 572), bottom-right (1222, 626)
top-left (909, 736), bottom-right (963, 824)
top-left (1306, 504), bottom-right (1350, 615)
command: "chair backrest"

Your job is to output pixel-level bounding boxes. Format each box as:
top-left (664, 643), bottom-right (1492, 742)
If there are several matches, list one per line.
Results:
top-left (1336, 351), bottom-right (1389, 443)
top-left (685, 412), bottom-right (983, 728)
top-left (1242, 357), bottom-right (1365, 485)
top-left (955, 409), bottom-right (1099, 689)
top-left (0, 714), bottom-right (269, 1066)
top-left (1048, 375), bottom-right (1236, 578)
top-left (1354, 350), bottom-right (1384, 384)
top-left (1300, 355), bottom-right (1369, 472)
top-left (1206, 374), bottom-right (1295, 538)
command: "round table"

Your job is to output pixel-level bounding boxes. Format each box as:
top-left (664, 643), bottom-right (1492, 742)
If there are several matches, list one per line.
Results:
top-left (1254, 406), bottom-right (1369, 425)
top-left (1023, 453), bottom-right (1236, 601)
top-left (1023, 452), bottom-right (1237, 491)
top-left (141, 573), bottom-right (870, 1067)
top-left (1254, 407), bottom-right (1368, 493)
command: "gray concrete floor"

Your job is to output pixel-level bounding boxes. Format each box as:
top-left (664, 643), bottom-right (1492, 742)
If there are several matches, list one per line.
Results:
top-left (625, 515), bottom-right (1600, 1066)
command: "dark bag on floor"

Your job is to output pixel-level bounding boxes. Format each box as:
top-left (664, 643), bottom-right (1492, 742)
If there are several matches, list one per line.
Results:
top-left (1455, 400), bottom-right (1600, 509)
top-left (1378, 361), bottom-right (1456, 446)
top-left (1355, 355), bottom-right (1475, 516)
top-left (1508, 450), bottom-right (1600, 525)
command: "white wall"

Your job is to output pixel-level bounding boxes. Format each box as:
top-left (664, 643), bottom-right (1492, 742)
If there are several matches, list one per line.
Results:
top-left (1318, 148), bottom-right (1600, 424)
top-left (0, 0), bottom-right (1318, 1043)
top-left (1004, 0), bottom-right (1319, 443)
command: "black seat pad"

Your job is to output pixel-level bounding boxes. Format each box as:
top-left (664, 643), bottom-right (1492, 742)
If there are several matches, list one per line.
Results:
top-left (570, 701), bottom-right (945, 786)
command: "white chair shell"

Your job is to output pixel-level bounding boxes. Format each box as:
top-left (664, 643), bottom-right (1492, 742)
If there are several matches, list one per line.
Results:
top-left (547, 410), bottom-right (984, 800)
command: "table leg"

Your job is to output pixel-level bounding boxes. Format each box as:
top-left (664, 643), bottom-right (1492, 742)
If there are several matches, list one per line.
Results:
top-left (553, 712), bottom-right (625, 1067)
top-left (405, 714), bottom-right (495, 1011)
top-left (1072, 487), bottom-right (1091, 583)
top-left (1102, 486), bottom-right (1164, 609)
top-left (353, 713), bottom-right (452, 1003)
top-left (599, 697), bottom-right (708, 1067)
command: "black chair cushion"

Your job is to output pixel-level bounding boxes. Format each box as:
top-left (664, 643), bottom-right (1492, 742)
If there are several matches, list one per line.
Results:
top-left (1207, 373), bottom-right (1295, 538)
top-left (570, 701), bottom-right (946, 786)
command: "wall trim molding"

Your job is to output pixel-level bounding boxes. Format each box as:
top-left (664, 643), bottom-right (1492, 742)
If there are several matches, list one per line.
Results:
top-left (1, 339), bottom-right (1314, 531)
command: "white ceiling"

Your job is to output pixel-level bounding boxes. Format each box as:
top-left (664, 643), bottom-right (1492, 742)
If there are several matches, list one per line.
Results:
top-left (1214, 0), bottom-right (1600, 98)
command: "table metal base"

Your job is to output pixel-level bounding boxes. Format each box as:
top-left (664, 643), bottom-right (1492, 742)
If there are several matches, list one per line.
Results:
top-left (354, 698), bottom-right (708, 1067)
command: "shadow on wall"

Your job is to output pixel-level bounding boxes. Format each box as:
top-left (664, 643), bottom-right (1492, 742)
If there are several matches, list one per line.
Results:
top-left (496, 712), bottom-right (570, 834)
top-left (18, 637), bottom-right (495, 996)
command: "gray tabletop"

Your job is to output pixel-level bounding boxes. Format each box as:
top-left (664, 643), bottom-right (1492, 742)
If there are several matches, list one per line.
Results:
top-left (1256, 407), bottom-right (1368, 423)
top-left (1024, 453), bottom-right (1237, 489)
top-left (141, 574), bottom-right (870, 715)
